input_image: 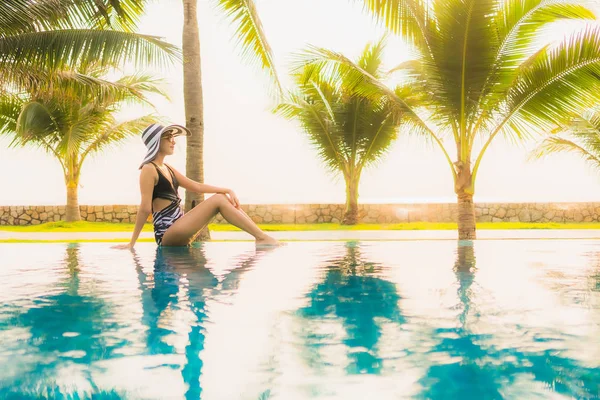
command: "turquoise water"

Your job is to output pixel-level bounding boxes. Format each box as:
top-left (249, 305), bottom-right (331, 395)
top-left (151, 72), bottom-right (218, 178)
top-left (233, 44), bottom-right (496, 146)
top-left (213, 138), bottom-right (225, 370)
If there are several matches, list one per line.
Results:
top-left (0, 240), bottom-right (599, 399)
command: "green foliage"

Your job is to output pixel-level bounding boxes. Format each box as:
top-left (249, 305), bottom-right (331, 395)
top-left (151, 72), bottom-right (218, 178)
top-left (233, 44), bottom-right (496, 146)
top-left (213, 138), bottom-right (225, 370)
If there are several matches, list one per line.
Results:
top-left (277, 38), bottom-right (403, 179)
top-left (531, 108), bottom-right (600, 172)
top-left (303, 0), bottom-right (600, 194)
top-left (0, 65), bottom-right (165, 181)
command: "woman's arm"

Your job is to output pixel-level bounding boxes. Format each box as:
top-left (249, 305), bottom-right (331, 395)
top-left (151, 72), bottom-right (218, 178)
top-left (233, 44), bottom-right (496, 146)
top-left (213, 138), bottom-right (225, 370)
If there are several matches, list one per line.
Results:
top-left (168, 165), bottom-right (240, 208)
top-left (113, 165), bottom-right (156, 249)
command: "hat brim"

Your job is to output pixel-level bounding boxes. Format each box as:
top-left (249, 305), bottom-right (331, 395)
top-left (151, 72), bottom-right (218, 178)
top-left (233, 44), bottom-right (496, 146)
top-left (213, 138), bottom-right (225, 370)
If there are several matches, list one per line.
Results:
top-left (161, 124), bottom-right (192, 137)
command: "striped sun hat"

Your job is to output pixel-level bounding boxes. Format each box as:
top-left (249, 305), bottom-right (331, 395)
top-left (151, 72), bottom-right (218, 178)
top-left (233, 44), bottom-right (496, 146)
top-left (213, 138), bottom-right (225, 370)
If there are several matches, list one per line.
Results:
top-left (139, 123), bottom-right (191, 169)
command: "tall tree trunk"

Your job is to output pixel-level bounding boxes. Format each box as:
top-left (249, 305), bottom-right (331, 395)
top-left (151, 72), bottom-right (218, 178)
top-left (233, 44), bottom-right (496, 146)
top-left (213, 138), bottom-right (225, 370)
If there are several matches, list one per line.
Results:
top-left (342, 175), bottom-right (359, 225)
top-left (65, 179), bottom-right (81, 222)
top-left (455, 163), bottom-right (476, 240)
top-left (457, 192), bottom-right (476, 240)
top-left (183, 0), bottom-right (209, 240)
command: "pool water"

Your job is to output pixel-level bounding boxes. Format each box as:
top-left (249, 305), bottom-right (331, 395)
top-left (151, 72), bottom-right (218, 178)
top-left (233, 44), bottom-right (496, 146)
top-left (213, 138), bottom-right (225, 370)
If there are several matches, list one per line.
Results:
top-left (0, 240), bottom-right (599, 399)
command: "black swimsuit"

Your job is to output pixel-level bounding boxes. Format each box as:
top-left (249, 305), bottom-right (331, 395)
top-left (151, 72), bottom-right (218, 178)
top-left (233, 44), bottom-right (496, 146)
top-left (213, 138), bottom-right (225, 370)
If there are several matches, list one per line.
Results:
top-left (150, 162), bottom-right (184, 245)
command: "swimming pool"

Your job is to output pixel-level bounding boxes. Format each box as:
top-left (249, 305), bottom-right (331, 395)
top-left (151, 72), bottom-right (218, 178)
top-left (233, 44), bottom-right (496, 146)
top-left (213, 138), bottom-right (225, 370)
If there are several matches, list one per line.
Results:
top-left (1, 240), bottom-right (599, 399)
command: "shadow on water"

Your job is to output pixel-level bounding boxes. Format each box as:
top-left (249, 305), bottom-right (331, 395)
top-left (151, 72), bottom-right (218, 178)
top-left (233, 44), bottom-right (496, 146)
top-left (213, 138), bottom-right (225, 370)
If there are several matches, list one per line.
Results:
top-left (298, 241), bottom-right (404, 375)
top-left (417, 241), bottom-right (600, 400)
top-left (1, 243), bottom-right (128, 399)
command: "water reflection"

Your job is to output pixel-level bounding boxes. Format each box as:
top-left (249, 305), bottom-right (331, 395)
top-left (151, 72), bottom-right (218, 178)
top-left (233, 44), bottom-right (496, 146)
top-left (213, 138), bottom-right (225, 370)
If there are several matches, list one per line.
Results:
top-left (1, 244), bottom-right (127, 398)
top-left (298, 242), bottom-right (404, 375)
top-left (418, 241), bottom-right (600, 400)
top-left (134, 244), bottom-right (272, 400)
top-left (0, 241), bottom-right (599, 399)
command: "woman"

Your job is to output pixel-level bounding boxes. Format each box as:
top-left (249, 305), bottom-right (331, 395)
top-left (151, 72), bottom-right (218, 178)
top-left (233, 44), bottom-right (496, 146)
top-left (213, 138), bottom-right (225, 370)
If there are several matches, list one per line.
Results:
top-left (114, 123), bottom-right (280, 249)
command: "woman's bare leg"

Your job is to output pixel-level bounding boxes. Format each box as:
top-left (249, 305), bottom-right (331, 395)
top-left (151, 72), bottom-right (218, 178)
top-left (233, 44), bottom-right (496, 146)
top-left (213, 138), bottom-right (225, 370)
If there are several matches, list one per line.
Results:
top-left (161, 194), bottom-right (278, 246)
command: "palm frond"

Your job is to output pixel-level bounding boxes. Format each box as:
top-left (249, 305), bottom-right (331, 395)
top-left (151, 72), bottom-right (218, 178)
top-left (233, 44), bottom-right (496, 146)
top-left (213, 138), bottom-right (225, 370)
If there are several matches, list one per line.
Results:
top-left (359, 0), bottom-right (432, 52)
top-left (111, 74), bottom-right (169, 106)
top-left (357, 36), bottom-right (387, 77)
top-left (81, 114), bottom-right (159, 161)
top-left (293, 47), bottom-right (421, 125)
top-left (59, 106), bottom-right (110, 158)
top-left (1, 67), bottom-right (161, 109)
top-left (0, 30), bottom-right (180, 73)
top-left (276, 93), bottom-right (346, 174)
top-left (530, 135), bottom-right (600, 172)
top-left (0, 94), bottom-right (25, 135)
top-left (216, 0), bottom-right (281, 95)
top-left (475, 0), bottom-right (596, 122)
top-left (504, 26), bottom-right (600, 135)
top-left (0, 0), bottom-right (147, 35)
top-left (357, 106), bottom-right (398, 171)
top-left (425, 0), bottom-right (498, 131)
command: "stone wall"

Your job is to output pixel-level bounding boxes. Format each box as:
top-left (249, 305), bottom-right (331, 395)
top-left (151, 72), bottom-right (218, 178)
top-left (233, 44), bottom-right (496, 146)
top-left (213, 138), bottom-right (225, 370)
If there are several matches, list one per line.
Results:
top-left (0, 205), bottom-right (137, 225)
top-left (2, 202), bottom-right (600, 225)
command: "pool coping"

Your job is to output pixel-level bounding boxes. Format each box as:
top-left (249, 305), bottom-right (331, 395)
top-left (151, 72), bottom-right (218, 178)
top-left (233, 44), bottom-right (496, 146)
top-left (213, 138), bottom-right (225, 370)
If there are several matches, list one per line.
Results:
top-left (1, 229), bottom-right (600, 242)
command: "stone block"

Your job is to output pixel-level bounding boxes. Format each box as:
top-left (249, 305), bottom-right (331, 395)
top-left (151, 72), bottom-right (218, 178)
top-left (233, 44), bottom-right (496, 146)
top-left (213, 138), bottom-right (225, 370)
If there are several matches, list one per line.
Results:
top-left (518, 210), bottom-right (531, 222)
top-left (531, 210), bottom-right (543, 222)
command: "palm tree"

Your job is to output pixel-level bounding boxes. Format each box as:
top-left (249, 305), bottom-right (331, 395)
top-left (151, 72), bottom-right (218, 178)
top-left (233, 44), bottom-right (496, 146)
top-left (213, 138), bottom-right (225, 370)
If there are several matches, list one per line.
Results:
top-left (530, 108), bottom-right (600, 170)
top-left (0, 66), bottom-right (166, 221)
top-left (299, 0), bottom-right (600, 239)
top-left (0, 0), bottom-right (178, 82)
top-left (181, 0), bottom-right (280, 239)
top-left (277, 39), bottom-right (410, 224)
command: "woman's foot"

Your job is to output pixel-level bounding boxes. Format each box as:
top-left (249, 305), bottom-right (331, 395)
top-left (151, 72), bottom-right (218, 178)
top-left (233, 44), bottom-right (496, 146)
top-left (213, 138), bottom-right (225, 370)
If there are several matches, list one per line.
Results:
top-left (255, 234), bottom-right (281, 247)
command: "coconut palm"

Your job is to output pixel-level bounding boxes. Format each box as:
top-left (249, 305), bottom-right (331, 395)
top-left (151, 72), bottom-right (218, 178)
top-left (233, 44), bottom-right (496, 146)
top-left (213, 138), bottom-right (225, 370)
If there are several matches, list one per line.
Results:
top-left (182, 0), bottom-right (280, 239)
top-left (0, 66), bottom-right (166, 221)
top-left (530, 108), bottom-right (600, 169)
top-left (299, 0), bottom-right (600, 239)
top-left (277, 39), bottom-right (413, 224)
top-left (0, 0), bottom-right (178, 85)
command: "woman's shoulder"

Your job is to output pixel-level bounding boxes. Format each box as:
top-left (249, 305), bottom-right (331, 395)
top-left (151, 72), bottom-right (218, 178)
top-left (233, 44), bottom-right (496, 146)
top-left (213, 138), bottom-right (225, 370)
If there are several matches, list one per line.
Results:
top-left (141, 163), bottom-right (159, 179)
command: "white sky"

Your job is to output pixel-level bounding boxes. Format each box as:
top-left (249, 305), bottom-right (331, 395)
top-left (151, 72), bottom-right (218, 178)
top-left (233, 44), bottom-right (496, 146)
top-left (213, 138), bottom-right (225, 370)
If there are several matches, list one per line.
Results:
top-left (1, 0), bottom-right (600, 206)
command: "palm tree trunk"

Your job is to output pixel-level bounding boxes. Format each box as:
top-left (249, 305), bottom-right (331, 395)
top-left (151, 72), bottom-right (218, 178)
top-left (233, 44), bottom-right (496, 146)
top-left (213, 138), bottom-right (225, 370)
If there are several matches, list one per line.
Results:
top-left (342, 175), bottom-right (359, 225)
top-left (65, 179), bottom-right (81, 221)
top-left (183, 0), bottom-right (209, 240)
top-left (454, 162), bottom-right (476, 240)
top-left (457, 192), bottom-right (476, 240)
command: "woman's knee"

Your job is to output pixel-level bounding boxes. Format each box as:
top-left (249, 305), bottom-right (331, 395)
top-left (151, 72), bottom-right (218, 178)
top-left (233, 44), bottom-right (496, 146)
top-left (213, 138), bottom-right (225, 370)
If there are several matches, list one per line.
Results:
top-left (211, 193), bottom-right (229, 207)
top-left (198, 193), bottom-right (226, 207)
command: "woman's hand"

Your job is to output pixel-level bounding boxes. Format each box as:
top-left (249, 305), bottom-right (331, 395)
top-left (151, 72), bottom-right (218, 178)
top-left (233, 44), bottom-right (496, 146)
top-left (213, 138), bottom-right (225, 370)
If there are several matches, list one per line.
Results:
top-left (225, 189), bottom-right (240, 208)
top-left (112, 242), bottom-right (134, 250)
